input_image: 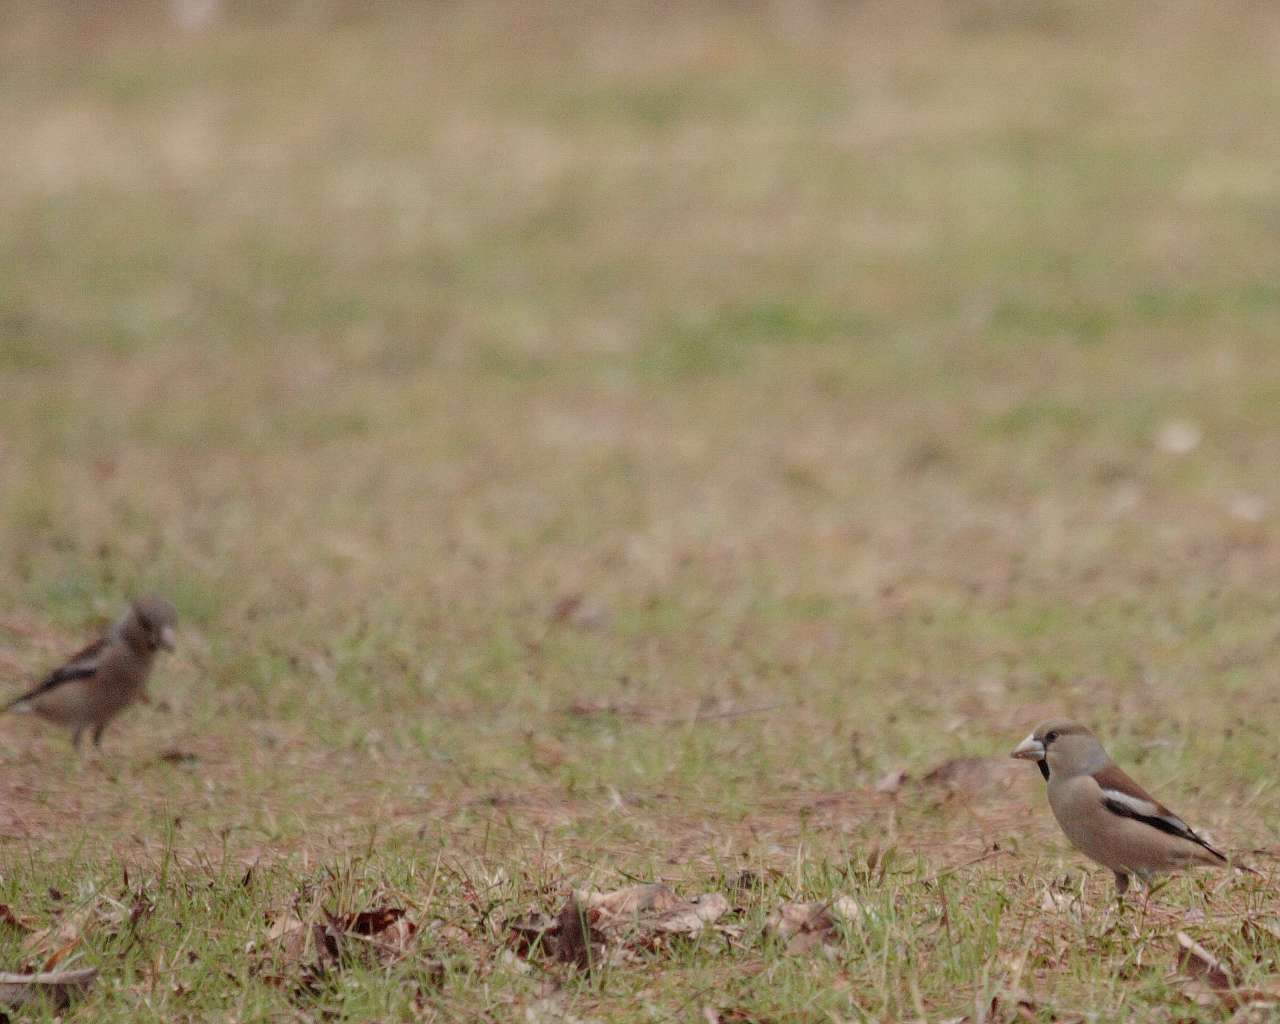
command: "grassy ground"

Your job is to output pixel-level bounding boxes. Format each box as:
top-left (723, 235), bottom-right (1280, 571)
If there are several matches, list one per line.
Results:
top-left (3, 0), bottom-right (1280, 1019)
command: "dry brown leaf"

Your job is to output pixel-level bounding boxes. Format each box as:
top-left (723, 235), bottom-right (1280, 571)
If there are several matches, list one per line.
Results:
top-left (325, 906), bottom-right (417, 965)
top-left (580, 883), bottom-right (680, 920)
top-left (1178, 931), bottom-right (1236, 994)
top-left (765, 897), bottom-right (861, 955)
top-left (0, 905), bottom-right (37, 934)
top-left (255, 902), bottom-right (418, 994)
top-left (874, 769), bottom-right (908, 794)
top-left (921, 757), bottom-right (1019, 792)
top-left (505, 911), bottom-right (559, 957)
top-left (940, 994), bottom-right (1063, 1024)
top-left (1176, 931), bottom-right (1280, 1010)
top-left (1039, 889), bottom-right (1074, 914)
top-left (565, 700), bottom-right (659, 721)
top-left (1241, 918), bottom-right (1280, 953)
top-left (1156, 418), bottom-right (1202, 455)
top-left (332, 906), bottom-right (406, 936)
top-left (582, 883), bottom-right (728, 942)
top-left (258, 912), bottom-right (309, 961)
top-left (988, 994), bottom-right (1041, 1023)
top-left (526, 733), bottom-right (569, 770)
top-left (0, 967), bottom-right (97, 1010)
top-left (506, 900), bottom-right (602, 968)
top-left (651, 893), bottom-right (730, 935)
top-left (1229, 494), bottom-right (1267, 523)
top-left (552, 897), bottom-right (604, 969)
top-left (22, 901), bottom-right (101, 971)
top-left (1008, 997), bottom-right (1039, 1022)
top-left (374, 916), bottom-right (418, 955)
top-left (510, 885), bottom-right (730, 967)
top-left (39, 936), bottom-right (82, 973)
top-left (703, 1007), bottom-right (771, 1024)
top-left (550, 594), bottom-right (610, 630)
top-left (437, 923), bottom-right (471, 946)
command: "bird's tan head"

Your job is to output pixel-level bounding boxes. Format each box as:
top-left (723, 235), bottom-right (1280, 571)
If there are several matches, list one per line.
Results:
top-left (1011, 719), bottom-right (1108, 780)
top-left (123, 595), bottom-right (178, 654)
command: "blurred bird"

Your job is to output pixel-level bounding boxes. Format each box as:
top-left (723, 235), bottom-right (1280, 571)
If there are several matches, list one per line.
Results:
top-left (4, 596), bottom-right (177, 750)
top-left (1011, 719), bottom-right (1241, 896)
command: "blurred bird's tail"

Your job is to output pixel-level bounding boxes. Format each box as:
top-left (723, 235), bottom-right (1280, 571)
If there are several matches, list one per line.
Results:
top-left (3, 695), bottom-right (33, 714)
top-left (1233, 859), bottom-right (1264, 879)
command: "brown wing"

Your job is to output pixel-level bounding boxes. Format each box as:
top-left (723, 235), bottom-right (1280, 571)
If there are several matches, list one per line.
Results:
top-left (1092, 762), bottom-right (1176, 817)
top-left (62, 635), bottom-right (109, 666)
top-left (4, 635), bottom-right (108, 710)
top-left (1092, 762), bottom-right (1226, 862)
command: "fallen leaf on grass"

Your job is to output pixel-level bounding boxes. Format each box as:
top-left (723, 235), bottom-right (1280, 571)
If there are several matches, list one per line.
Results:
top-left (506, 911), bottom-right (560, 958)
top-left (338, 906), bottom-right (407, 936)
top-left (0, 968), bottom-right (97, 1010)
top-left (508, 885), bottom-right (732, 968)
top-left (938, 994), bottom-right (1061, 1024)
top-left (254, 903), bottom-right (421, 995)
top-left (651, 894), bottom-right (730, 935)
top-left (565, 700), bottom-right (653, 721)
top-left (254, 912), bottom-right (318, 971)
top-left (581, 882), bottom-right (680, 919)
top-left (993, 995), bottom-right (1041, 1023)
top-left (1229, 493), bottom-right (1267, 523)
top-left (1242, 919), bottom-right (1280, 965)
top-left (765, 897), bottom-right (862, 955)
top-left (1177, 932), bottom-right (1233, 992)
top-left (1156, 419), bottom-right (1201, 455)
top-left (731, 868), bottom-right (781, 897)
top-left (552, 897), bottom-right (605, 969)
top-left (1176, 931), bottom-right (1280, 1010)
top-left (525, 732), bottom-right (569, 771)
top-left (703, 1007), bottom-right (771, 1024)
top-left (579, 883), bottom-right (729, 941)
top-left (550, 594), bottom-right (610, 630)
top-left (0, 905), bottom-right (36, 934)
top-left (324, 907), bottom-right (417, 965)
top-left (1039, 889), bottom-right (1074, 914)
top-left (921, 757), bottom-right (1019, 792)
top-left (21, 901), bottom-right (104, 971)
top-left (874, 769), bottom-right (907, 795)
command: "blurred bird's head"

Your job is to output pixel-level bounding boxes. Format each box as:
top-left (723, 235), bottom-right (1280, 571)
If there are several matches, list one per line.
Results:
top-left (121, 595), bottom-right (178, 654)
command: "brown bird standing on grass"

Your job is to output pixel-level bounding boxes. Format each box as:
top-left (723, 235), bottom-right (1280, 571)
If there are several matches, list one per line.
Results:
top-left (4, 596), bottom-right (177, 750)
top-left (1011, 719), bottom-right (1240, 896)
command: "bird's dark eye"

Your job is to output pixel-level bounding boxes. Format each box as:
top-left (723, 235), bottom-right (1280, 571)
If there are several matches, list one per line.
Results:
top-left (1045, 730), bottom-right (1059, 743)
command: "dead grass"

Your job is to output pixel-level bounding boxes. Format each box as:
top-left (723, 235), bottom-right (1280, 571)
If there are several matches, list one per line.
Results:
top-left (3, 0), bottom-right (1280, 1018)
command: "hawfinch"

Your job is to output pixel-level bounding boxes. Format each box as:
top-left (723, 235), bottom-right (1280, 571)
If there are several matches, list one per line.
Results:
top-left (1011, 719), bottom-right (1230, 894)
top-left (4, 596), bottom-right (177, 749)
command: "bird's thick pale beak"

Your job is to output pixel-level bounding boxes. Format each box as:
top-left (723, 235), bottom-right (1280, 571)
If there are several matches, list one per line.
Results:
top-left (159, 625), bottom-right (177, 652)
top-left (1010, 733), bottom-right (1045, 761)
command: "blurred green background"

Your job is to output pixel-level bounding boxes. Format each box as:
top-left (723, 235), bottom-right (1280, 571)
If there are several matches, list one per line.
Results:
top-left (4, 0), bottom-right (1280, 799)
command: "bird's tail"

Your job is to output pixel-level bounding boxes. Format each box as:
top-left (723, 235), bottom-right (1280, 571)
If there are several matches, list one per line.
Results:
top-left (1232, 858), bottom-right (1264, 878)
top-left (3, 695), bottom-right (33, 714)
top-left (1197, 832), bottom-right (1265, 877)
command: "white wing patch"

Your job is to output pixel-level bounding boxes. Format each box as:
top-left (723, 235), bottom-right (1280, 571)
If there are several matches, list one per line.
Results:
top-left (4, 639), bottom-right (106, 713)
top-left (1099, 784), bottom-right (1227, 861)
top-left (1100, 787), bottom-right (1204, 842)
top-left (1099, 788), bottom-right (1165, 820)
